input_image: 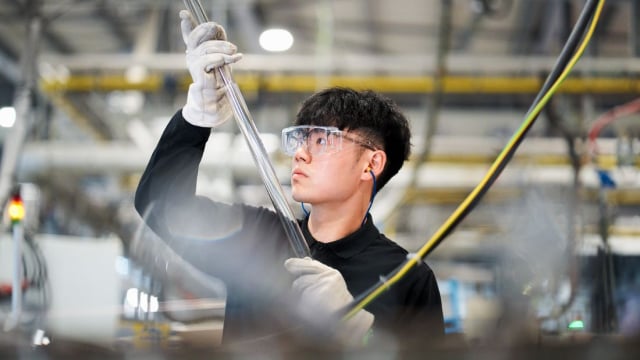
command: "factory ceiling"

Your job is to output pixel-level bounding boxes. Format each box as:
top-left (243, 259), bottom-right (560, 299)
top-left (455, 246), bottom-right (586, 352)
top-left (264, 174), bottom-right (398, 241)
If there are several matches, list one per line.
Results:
top-left (0, 0), bottom-right (637, 253)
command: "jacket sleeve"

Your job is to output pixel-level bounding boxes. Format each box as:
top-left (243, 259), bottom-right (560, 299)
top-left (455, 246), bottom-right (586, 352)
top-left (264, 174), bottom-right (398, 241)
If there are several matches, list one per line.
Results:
top-left (134, 109), bottom-right (293, 289)
top-left (134, 109), bottom-right (234, 240)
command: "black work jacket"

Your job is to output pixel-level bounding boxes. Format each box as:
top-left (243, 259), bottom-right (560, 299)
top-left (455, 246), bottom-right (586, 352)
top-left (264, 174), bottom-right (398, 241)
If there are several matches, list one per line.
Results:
top-left (134, 110), bottom-right (444, 345)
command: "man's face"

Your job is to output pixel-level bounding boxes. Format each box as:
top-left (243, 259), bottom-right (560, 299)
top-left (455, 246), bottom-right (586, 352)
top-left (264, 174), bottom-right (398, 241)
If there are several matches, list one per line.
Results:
top-left (288, 128), bottom-right (370, 206)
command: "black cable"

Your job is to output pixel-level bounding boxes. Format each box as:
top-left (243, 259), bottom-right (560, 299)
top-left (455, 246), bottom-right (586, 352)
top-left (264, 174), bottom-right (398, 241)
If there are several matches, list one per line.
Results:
top-left (421, 0), bottom-right (600, 258)
top-left (527, 0), bottom-right (599, 118)
top-left (347, 0), bottom-right (603, 315)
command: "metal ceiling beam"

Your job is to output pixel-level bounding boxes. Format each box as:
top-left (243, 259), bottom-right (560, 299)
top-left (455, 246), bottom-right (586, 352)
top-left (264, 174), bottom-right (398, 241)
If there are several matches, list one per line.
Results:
top-left (0, 35), bottom-right (20, 83)
top-left (63, 94), bottom-right (114, 140)
top-left (16, 141), bottom-right (639, 210)
top-left (38, 53), bottom-right (640, 74)
top-left (94, 0), bottom-right (134, 51)
top-left (16, 136), bottom-right (629, 174)
top-left (45, 92), bottom-right (113, 141)
top-left (9, 0), bottom-right (74, 54)
top-left (40, 20), bottom-right (75, 54)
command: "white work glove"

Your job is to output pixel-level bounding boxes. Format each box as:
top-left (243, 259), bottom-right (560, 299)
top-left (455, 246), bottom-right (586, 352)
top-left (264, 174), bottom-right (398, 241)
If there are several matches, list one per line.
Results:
top-left (284, 257), bottom-right (374, 347)
top-left (180, 10), bottom-right (243, 128)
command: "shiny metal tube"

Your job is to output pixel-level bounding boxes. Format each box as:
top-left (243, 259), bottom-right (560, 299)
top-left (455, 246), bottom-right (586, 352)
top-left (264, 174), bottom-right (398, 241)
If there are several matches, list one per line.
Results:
top-left (183, 0), bottom-right (208, 24)
top-left (183, 0), bottom-right (310, 258)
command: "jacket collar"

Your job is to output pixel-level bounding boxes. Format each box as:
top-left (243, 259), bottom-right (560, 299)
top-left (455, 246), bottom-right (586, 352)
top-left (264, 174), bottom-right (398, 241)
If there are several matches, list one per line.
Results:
top-left (302, 213), bottom-right (379, 259)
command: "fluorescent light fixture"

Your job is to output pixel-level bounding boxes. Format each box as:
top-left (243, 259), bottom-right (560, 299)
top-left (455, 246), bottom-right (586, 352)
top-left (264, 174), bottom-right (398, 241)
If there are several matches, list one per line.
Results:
top-left (259, 28), bottom-right (294, 52)
top-left (0, 106), bottom-right (16, 128)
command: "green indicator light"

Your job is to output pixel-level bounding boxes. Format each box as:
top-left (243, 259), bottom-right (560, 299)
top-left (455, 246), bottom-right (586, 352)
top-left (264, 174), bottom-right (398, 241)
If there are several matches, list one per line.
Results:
top-left (568, 320), bottom-right (584, 329)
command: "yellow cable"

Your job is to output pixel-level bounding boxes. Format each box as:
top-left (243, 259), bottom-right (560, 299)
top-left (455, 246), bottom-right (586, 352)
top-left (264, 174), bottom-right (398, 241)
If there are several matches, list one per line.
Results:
top-left (344, 0), bottom-right (606, 320)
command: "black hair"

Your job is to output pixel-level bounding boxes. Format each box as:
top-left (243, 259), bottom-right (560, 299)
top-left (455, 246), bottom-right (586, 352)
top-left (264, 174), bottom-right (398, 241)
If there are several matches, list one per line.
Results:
top-left (295, 87), bottom-right (411, 190)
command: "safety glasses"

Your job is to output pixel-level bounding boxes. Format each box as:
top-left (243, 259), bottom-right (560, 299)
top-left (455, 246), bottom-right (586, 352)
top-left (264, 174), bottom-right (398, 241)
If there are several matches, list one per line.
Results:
top-left (281, 125), bottom-right (376, 156)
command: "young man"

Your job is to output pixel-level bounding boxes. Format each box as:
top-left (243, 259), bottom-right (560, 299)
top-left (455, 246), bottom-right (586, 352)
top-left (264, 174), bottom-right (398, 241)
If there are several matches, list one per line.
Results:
top-left (134, 11), bottom-right (443, 348)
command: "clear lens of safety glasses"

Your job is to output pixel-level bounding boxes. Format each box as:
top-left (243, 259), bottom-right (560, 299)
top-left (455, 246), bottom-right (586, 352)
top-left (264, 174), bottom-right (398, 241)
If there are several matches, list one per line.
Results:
top-left (281, 126), bottom-right (343, 156)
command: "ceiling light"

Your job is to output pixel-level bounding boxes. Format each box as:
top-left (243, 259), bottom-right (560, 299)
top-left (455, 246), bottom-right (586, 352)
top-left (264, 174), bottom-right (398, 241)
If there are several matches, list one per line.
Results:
top-left (259, 28), bottom-right (294, 52)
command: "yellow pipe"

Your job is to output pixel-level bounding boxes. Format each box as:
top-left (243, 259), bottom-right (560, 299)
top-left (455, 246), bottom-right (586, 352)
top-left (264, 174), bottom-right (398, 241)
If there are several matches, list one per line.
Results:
top-left (404, 187), bottom-right (640, 206)
top-left (41, 74), bottom-right (163, 92)
top-left (41, 73), bottom-right (640, 94)
top-left (404, 187), bottom-right (523, 205)
top-left (424, 153), bottom-right (628, 168)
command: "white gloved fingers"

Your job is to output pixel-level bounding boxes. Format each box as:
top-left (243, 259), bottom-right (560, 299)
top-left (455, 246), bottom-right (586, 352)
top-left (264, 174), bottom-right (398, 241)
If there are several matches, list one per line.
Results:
top-left (202, 87), bottom-right (227, 103)
top-left (290, 266), bottom-right (343, 291)
top-left (203, 53), bottom-right (243, 73)
top-left (188, 40), bottom-right (242, 82)
top-left (286, 257), bottom-right (354, 314)
top-left (193, 40), bottom-right (239, 57)
top-left (290, 273), bottom-right (321, 293)
top-left (284, 257), bottom-right (332, 277)
top-left (284, 257), bottom-right (374, 347)
top-left (190, 53), bottom-right (228, 76)
top-left (179, 10), bottom-right (196, 45)
top-left (183, 83), bottom-right (233, 128)
top-left (187, 53), bottom-right (242, 87)
top-left (179, 8), bottom-right (228, 49)
top-left (179, 10), bottom-right (237, 129)
top-left (213, 86), bottom-right (227, 103)
top-left (216, 96), bottom-right (233, 124)
top-left (187, 23), bottom-right (223, 50)
top-left (185, 23), bottom-right (228, 53)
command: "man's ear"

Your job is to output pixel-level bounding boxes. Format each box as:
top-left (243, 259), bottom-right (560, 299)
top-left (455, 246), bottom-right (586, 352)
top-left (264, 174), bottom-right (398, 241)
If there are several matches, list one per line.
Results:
top-left (362, 150), bottom-right (386, 179)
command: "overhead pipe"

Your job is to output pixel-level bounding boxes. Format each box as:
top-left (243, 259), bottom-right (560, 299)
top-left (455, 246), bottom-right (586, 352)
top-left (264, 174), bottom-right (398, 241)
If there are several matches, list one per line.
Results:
top-left (39, 53), bottom-right (640, 74)
top-left (40, 73), bottom-right (640, 95)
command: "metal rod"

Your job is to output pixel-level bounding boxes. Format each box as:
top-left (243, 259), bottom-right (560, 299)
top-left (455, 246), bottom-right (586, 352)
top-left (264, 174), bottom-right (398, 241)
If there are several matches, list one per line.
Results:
top-left (182, 0), bottom-right (310, 258)
top-left (184, 0), bottom-right (209, 24)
